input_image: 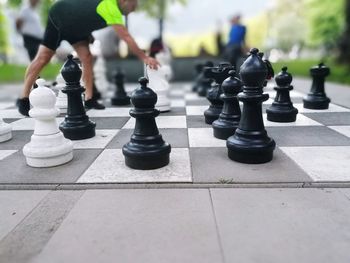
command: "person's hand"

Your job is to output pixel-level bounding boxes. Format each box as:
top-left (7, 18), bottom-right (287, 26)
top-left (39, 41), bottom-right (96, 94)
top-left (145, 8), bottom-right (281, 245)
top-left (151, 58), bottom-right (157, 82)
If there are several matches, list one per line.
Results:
top-left (143, 56), bottom-right (161, 70)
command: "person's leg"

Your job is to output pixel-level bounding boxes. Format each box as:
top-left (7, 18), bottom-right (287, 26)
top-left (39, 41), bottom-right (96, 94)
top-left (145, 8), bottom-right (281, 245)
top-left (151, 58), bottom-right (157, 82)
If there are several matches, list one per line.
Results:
top-left (73, 40), bottom-right (105, 109)
top-left (21, 45), bottom-right (55, 98)
top-left (72, 41), bottom-right (94, 100)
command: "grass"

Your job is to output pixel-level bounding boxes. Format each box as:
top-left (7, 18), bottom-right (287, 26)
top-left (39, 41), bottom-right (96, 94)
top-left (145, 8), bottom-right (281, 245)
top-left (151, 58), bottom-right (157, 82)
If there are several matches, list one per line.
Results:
top-left (0, 63), bottom-right (61, 83)
top-left (272, 59), bottom-right (350, 85)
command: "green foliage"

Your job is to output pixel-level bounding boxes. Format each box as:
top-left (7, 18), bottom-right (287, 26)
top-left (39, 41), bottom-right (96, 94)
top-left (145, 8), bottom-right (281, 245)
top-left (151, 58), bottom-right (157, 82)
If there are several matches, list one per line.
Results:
top-left (7, 0), bottom-right (22, 7)
top-left (273, 59), bottom-right (350, 85)
top-left (0, 5), bottom-right (8, 56)
top-left (305, 0), bottom-right (345, 48)
top-left (138, 0), bottom-right (187, 18)
top-left (40, 0), bottom-right (54, 24)
top-left (0, 63), bottom-right (61, 83)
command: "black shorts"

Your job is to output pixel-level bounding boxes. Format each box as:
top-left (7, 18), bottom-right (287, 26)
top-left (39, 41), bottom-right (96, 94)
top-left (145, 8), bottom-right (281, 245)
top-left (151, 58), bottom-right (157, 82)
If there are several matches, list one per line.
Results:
top-left (42, 16), bottom-right (90, 51)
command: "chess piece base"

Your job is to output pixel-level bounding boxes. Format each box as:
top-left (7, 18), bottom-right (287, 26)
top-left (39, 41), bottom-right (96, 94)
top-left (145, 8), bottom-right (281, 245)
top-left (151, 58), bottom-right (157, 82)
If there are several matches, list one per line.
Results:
top-left (266, 107), bottom-right (298, 122)
top-left (303, 97), bottom-right (330, 110)
top-left (123, 144), bottom-right (171, 170)
top-left (0, 123), bottom-right (12, 142)
top-left (204, 106), bottom-right (223, 124)
top-left (23, 132), bottom-right (73, 167)
top-left (227, 130), bottom-right (276, 164)
top-left (59, 120), bottom-right (96, 140)
top-left (212, 120), bottom-right (238, 140)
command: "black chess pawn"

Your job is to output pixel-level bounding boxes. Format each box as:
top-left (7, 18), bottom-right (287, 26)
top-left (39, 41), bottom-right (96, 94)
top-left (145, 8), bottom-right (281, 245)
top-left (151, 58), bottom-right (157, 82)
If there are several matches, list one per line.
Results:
top-left (197, 61), bottom-right (214, 97)
top-left (59, 55), bottom-right (96, 140)
top-left (192, 63), bottom-right (204, 92)
top-left (111, 68), bottom-right (130, 106)
top-left (227, 48), bottom-right (275, 164)
top-left (204, 62), bottom-right (233, 124)
top-left (212, 70), bottom-right (242, 140)
top-left (122, 77), bottom-right (171, 170)
top-left (266, 66), bottom-right (298, 122)
top-left (303, 63), bottom-right (331, 109)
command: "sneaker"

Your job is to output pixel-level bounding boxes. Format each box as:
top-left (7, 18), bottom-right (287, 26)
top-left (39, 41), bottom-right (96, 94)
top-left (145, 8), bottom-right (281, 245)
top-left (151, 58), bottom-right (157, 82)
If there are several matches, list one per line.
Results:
top-left (16, 98), bottom-right (30, 116)
top-left (84, 98), bottom-right (105, 110)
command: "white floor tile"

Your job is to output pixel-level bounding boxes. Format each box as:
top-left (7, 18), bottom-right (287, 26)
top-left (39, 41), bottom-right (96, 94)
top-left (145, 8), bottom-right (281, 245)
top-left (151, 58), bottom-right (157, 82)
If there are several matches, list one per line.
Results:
top-left (280, 146), bottom-right (350, 181)
top-left (186, 105), bottom-right (208, 116)
top-left (0, 109), bottom-right (25, 119)
top-left (0, 102), bottom-right (14, 110)
top-left (329, 126), bottom-right (350, 138)
top-left (188, 128), bottom-right (226, 147)
top-left (295, 103), bottom-right (350, 113)
top-left (171, 99), bottom-right (186, 107)
top-left (263, 113), bottom-right (323, 127)
top-left (170, 89), bottom-right (185, 96)
top-left (87, 107), bottom-right (131, 117)
top-left (78, 148), bottom-right (192, 183)
top-left (0, 150), bottom-right (17, 160)
top-left (122, 115), bottom-right (187, 129)
top-left (72, 130), bottom-right (119, 149)
top-left (185, 93), bottom-right (202, 101)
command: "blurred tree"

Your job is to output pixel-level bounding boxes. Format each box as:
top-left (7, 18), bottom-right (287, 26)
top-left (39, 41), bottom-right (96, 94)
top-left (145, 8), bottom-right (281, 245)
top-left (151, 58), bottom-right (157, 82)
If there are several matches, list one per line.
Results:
top-left (265, 0), bottom-right (306, 53)
top-left (305, 0), bottom-right (344, 53)
top-left (139, 0), bottom-right (187, 41)
top-left (0, 3), bottom-right (9, 62)
top-left (338, 0), bottom-right (350, 63)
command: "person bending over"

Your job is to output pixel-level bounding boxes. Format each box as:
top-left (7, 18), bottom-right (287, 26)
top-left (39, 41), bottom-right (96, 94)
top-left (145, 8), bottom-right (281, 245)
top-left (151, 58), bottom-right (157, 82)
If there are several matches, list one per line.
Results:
top-left (17, 0), bottom-right (160, 116)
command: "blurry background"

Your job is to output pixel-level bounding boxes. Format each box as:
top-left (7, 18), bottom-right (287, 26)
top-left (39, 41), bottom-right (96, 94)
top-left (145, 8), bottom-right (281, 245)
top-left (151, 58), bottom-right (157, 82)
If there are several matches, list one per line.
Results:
top-left (0, 0), bottom-right (349, 83)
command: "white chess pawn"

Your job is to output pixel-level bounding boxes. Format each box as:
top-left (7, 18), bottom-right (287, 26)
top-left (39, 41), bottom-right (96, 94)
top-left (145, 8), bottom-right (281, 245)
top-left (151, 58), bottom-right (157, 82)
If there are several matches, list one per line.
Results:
top-left (54, 73), bottom-right (68, 114)
top-left (93, 55), bottom-right (111, 95)
top-left (23, 79), bottom-right (73, 167)
top-left (0, 117), bottom-right (12, 142)
top-left (147, 65), bottom-right (171, 112)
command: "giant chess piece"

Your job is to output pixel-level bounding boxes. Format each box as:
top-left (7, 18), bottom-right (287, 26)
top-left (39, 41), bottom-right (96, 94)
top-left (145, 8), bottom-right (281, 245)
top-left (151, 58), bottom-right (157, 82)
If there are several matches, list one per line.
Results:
top-left (227, 48), bottom-right (276, 164)
top-left (122, 77), bottom-right (171, 170)
top-left (147, 65), bottom-right (171, 112)
top-left (59, 55), bottom-right (96, 140)
top-left (192, 63), bottom-right (204, 92)
top-left (0, 117), bottom-right (12, 142)
top-left (204, 62), bottom-right (233, 124)
top-left (54, 73), bottom-right (68, 114)
top-left (303, 63), bottom-right (331, 109)
top-left (266, 66), bottom-right (298, 122)
top-left (111, 68), bottom-right (130, 106)
top-left (197, 61), bottom-right (214, 97)
top-left (212, 70), bottom-right (242, 140)
top-left (23, 79), bottom-right (73, 167)
top-left (93, 55), bottom-right (111, 96)
top-left (155, 49), bottom-right (173, 81)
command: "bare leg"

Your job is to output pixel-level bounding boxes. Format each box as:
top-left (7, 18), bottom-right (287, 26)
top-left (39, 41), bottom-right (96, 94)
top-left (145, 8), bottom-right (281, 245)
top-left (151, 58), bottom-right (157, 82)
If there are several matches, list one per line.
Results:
top-left (73, 41), bottom-right (94, 100)
top-left (22, 45), bottom-right (55, 98)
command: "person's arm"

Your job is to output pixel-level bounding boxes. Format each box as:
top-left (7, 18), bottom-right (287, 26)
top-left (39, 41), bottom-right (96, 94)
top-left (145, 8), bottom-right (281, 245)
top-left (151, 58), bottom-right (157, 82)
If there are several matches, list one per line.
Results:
top-left (15, 18), bottom-right (23, 32)
top-left (112, 24), bottom-right (160, 69)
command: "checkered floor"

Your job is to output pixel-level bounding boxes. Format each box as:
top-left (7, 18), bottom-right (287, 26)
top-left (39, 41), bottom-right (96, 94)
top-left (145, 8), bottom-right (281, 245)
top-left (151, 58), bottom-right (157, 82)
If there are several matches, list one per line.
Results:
top-left (1, 81), bottom-right (350, 185)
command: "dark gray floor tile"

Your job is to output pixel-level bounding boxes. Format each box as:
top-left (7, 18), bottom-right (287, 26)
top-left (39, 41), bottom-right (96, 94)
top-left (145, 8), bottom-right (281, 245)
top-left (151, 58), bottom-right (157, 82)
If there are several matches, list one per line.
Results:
top-left (187, 116), bottom-right (212, 128)
top-left (191, 147), bottom-right (311, 183)
top-left (266, 126), bottom-right (350, 146)
top-left (0, 149), bottom-right (102, 184)
top-left (0, 131), bottom-right (32, 150)
top-left (159, 107), bottom-right (186, 116)
top-left (90, 117), bottom-right (130, 129)
top-left (303, 112), bottom-right (350, 126)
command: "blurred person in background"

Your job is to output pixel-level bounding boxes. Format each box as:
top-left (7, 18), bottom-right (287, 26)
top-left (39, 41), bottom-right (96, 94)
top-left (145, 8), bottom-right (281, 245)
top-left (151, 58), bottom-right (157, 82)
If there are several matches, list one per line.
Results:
top-left (224, 14), bottom-right (247, 69)
top-left (16, 0), bottom-right (44, 61)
